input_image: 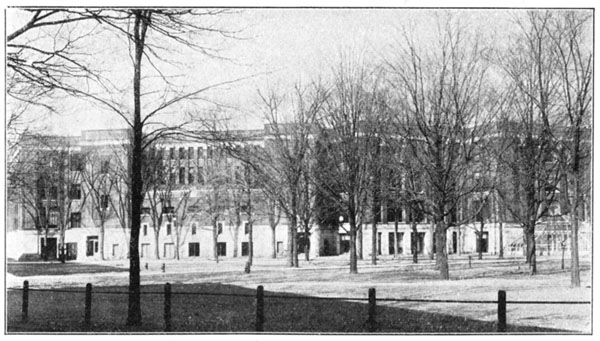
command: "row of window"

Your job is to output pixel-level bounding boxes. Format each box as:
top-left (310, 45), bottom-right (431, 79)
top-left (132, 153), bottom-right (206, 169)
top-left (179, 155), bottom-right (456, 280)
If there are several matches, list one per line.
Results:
top-left (139, 241), bottom-right (255, 258)
top-left (141, 222), bottom-right (252, 236)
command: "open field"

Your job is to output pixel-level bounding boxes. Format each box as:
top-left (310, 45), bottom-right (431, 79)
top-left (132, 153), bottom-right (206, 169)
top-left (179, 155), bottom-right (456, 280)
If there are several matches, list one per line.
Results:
top-left (6, 253), bottom-right (592, 333)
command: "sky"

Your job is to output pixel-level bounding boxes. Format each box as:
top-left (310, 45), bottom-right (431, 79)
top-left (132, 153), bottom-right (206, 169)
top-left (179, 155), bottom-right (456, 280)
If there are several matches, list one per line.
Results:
top-left (3, 7), bottom-right (592, 136)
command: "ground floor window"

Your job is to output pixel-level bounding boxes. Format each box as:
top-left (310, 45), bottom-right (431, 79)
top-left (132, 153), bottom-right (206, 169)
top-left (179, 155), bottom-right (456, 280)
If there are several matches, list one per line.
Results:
top-left (217, 242), bottom-right (227, 257)
top-left (277, 241), bottom-right (283, 254)
top-left (388, 232), bottom-right (404, 255)
top-left (241, 242), bottom-right (254, 256)
top-left (189, 242), bottom-right (200, 257)
top-left (411, 232), bottom-right (425, 254)
top-left (86, 236), bottom-right (98, 256)
top-left (164, 243), bottom-right (175, 258)
top-left (66, 242), bottom-right (77, 260)
top-left (112, 244), bottom-right (119, 257)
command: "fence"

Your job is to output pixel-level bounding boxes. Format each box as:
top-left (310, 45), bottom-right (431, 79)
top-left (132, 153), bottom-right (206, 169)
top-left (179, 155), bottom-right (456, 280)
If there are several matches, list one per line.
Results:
top-left (10, 280), bottom-right (591, 333)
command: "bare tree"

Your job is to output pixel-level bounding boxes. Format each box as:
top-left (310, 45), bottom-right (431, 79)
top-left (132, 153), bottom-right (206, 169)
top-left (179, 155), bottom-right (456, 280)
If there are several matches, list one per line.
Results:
top-left (386, 15), bottom-right (496, 279)
top-left (547, 11), bottom-right (592, 287)
top-left (496, 11), bottom-right (564, 275)
top-left (315, 57), bottom-right (385, 274)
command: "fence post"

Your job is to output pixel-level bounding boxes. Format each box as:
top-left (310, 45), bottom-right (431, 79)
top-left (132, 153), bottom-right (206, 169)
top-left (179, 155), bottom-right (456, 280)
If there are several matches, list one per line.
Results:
top-left (164, 282), bottom-right (172, 332)
top-left (84, 283), bottom-right (92, 326)
top-left (497, 290), bottom-right (506, 332)
top-left (367, 287), bottom-right (377, 332)
top-left (256, 285), bottom-right (264, 331)
top-left (22, 280), bottom-right (29, 322)
top-left (468, 255), bottom-right (472, 268)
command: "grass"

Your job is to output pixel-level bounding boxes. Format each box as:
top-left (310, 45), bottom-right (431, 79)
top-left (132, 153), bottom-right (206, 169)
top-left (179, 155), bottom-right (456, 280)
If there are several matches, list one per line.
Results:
top-left (5, 254), bottom-right (592, 333)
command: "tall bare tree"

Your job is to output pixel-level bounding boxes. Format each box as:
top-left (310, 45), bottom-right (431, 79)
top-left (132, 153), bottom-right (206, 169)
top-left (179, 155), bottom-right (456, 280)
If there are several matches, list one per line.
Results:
top-left (547, 11), bottom-right (592, 287)
top-left (386, 16), bottom-right (496, 279)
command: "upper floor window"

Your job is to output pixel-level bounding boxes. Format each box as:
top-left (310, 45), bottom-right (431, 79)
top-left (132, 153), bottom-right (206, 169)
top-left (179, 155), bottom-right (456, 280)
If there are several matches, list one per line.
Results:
top-left (244, 222), bottom-right (250, 234)
top-left (188, 147), bottom-right (194, 159)
top-left (179, 147), bottom-right (186, 160)
top-left (69, 184), bottom-right (82, 200)
top-left (70, 212), bottom-right (82, 228)
top-left (179, 167), bottom-right (186, 184)
top-left (70, 153), bottom-right (84, 172)
top-left (191, 223), bottom-right (197, 235)
top-left (166, 223), bottom-right (172, 235)
top-left (100, 194), bottom-right (110, 209)
top-left (217, 222), bottom-right (223, 235)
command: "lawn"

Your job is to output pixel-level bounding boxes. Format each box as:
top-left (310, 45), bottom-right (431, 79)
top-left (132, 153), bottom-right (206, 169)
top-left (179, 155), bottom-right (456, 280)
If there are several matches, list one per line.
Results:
top-left (5, 255), bottom-right (592, 333)
top-left (7, 262), bottom-right (128, 277)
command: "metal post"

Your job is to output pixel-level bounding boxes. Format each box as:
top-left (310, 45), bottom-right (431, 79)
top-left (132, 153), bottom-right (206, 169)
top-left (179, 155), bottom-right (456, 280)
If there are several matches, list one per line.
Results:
top-left (367, 287), bottom-right (377, 332)
top-left (22, 280), bottom-right (29, 322)
top-left (497, 290), bottom-right (506, 332)
top-left (164, 283), bottom-right (172, 332)
top-left (256, 285), bottom-right (264, 331)
top-left (85, 283), bottom-right (92, 326)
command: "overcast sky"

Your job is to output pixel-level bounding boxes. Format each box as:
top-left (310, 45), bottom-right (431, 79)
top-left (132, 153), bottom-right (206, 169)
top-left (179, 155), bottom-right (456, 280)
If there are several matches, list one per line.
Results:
top-left (5, 7), bottom-right (589, 136)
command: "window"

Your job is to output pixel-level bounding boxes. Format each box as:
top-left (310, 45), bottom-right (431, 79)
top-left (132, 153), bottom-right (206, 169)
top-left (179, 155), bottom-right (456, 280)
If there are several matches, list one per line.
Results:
top-left (207, 147), bottom-right (213, 159)
top-left (179, 147), bottom-right (186, 159)
top-left (217, 242), bottom-right (227, 256)
top-left (112, 244), bottom-right (119, 257)
top-left (191, 223), bottom-right (197, 235)
top-left (69, 184), bottom-right (82, 200)
top-left (197, 146), bottom-right (204, 159)
top-left (70, 212), bottom-right (81, 228)
top-left (100, 194), bottom-right (110, 209)
top-left (476, 232), bottom-right (489, 253)
top-left (188, 147), bottom-right (194, 159)
top-left (244, 222), bottom-right (250, 234)
top-left (164, 206), bottom-right (175, 214)
top-left (70, 153), bottom-right (84, 171)
top-left (86, 236), bottom-right (98, 256)
top-left (143, 224), bottom-right (148, 236)
top-left (179, 167), bottom-right (186, 184)
top-left (217, 222), bottom-right (223, 235)
top-left (241, 242), bottom-right (253, 256)
top-left (48, 208), bottom-right (59, 228)
top-left (100, 160), bottom-right (110, 174)
top-left (142, 207), bottom-right (151, 215)
top-left (188, 243), bottom-right (200, 257)
top-left (166, 223), bottom-right (172, 236)
top-left (188, 169), bottom-right (194, 184)
top-left (276, 241), bottom-right (284, 254)
top-left (169, 147), bottom-right (175, 159)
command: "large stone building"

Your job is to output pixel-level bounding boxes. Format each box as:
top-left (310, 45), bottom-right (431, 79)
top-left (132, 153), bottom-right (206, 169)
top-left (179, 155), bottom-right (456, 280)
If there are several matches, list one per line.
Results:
top-left (6, 128), bottom-right (591, 263)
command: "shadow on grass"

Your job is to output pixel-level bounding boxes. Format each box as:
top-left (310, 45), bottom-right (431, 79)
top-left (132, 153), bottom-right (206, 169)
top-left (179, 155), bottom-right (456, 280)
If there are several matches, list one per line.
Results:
top-left (6, 282), bottom-right (572, 334)
top-left (7, 262), bottom-right (128, 277)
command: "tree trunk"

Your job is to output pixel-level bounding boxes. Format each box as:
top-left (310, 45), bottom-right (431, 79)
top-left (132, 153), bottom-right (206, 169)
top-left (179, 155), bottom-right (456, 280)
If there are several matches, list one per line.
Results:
top-left (411, 220), bottom-right (418, 264)
top-left (212, 218), bottom-right (219, 263)
top-left (570, 181), bottom-right (581, 287)
top-left (371, 221), bottom-right (377, 265)
top-left (271, 225), bottom-right (277, 258)
top-left (248, 223), bottom-right (254, 266)
top-left (233, 223), bottom-right (240, 258)
top-left (435, 221), bottom-right (449, 280)
top-left (429, 220), bottom-right (435, 260)
top-left (287, 218), bottom-right (294, 267)
top-left (478, 220), bottom-right (484, 260)
top-left (292, 226), bottom-right (298, 267)
top-left (393, 212), bottom-right (399, 258)
top-left (349, 213), bottom-right (358, 274)
top-left (525, 229), bottom-right (537, 275)
top-left (126, 11), bottom-right (147, 326)
top-left (153, 229), bottom-right (160, 259)
top-left (357, 224), bottom-right (363, 260)
top-left (100, 223), bottom-right (105, 261)
top-left (498, 220), bottom-right (504, 259)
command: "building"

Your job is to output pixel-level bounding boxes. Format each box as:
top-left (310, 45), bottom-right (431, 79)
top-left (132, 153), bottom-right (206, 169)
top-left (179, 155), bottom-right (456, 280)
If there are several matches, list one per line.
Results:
top-left (6, 128), bottom-right (591, 262)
